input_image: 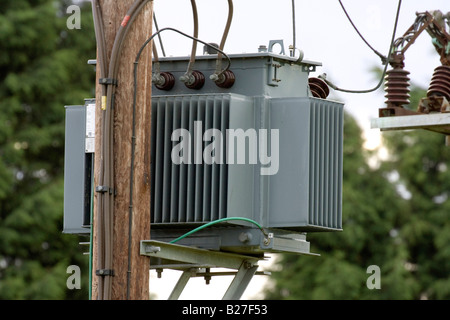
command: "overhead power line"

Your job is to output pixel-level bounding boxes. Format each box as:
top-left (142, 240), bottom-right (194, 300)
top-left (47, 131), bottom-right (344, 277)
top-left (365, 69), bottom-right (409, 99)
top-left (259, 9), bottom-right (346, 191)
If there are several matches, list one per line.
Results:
top-left (320, 0), bottom-right (403, 94)
top-left (338, 0), bottom-right (387, 63)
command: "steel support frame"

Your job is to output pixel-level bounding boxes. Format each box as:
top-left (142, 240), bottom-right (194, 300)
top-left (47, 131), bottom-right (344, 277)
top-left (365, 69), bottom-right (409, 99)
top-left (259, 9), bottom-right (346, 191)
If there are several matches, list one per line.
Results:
top-left (140, 240), bottom-right (266, 300)
top-left (371, 112), bottom-right (450, 135)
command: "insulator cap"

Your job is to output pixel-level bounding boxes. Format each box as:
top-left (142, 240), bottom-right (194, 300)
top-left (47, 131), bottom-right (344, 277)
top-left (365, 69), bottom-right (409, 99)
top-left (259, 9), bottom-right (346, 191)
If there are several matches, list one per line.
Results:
top-left (308, 77), bottom-right (330, 99)
top-left (384, 68), bottom-right (410, 107)
top-left (427, 65), bottom-right (450, 100)
top-left (154, 72), bottom-right (175, 91)
top-left (184, 70), bottom-right (205, 90)
top-left (215, 70), bottom-right (235, 89)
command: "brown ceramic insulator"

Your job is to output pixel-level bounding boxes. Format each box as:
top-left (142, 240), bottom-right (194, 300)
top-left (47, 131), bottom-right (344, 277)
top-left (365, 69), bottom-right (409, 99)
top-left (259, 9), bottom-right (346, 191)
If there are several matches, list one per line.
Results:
top-left (384, 67), bottom-right (411, 107)
top-left (185, 70), bottom-right (205, 90)
top-left (155, 72), bottom-right (175, 91)
top-left (215, 70), bottom-right (235, 89)
top-left (427, 65), bottom-right (450, 100)
top-left (308, 77), bottom-right (330, 99)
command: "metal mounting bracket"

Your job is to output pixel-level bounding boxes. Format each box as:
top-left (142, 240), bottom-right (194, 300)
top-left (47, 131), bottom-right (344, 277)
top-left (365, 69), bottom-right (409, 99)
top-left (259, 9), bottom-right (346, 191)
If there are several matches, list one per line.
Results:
top-left (267, 58), bottom-right (282, 87)
top-left (268, 39), bottom-right (286, 55)
top-left (140, 240), bottom-right (269, 300)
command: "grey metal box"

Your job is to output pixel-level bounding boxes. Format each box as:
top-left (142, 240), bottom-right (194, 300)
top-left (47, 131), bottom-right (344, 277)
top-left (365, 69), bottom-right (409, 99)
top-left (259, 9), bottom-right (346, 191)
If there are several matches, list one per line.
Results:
top-left (63, 100), bottom-right (95, 234)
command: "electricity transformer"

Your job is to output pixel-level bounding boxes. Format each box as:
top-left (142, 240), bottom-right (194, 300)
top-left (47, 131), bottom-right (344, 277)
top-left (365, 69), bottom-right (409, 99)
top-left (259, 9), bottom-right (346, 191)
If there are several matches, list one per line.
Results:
top-left (64, 43), bottom-right (344, 255)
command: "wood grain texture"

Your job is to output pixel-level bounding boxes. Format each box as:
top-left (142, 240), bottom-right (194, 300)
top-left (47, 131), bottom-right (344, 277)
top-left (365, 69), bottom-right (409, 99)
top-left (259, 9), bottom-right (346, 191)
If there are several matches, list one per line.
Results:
top-left (92, 0), bottom-right (152, 300)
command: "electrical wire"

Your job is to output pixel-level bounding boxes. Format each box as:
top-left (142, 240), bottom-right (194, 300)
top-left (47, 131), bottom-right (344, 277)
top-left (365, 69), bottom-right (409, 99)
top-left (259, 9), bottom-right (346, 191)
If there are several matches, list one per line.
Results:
top-left (214, 0), bottom-right (234, 75)
top-left (153, 11), bottom-right (166, 57)
top-left (92, 1), bottom-right (108, 83)
top-left (186, 0), bottom-right (199, 75)
top-left (320, 0), bottom-right (402, 94)
top-left (291, 0), bottom-right (296, 58)
top-left (151, 11), bottom-right (161, 75)
top-left (338, 0), bottom-right (387, 62)
top-left (144, 27), bottom-right (232, 74)
top-left (169, 217), bottom-right (269, 244)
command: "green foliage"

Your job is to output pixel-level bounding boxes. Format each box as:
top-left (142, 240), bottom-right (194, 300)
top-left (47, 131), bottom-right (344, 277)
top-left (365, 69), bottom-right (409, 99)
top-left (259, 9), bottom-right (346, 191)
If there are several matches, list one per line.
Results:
top-left (0, 0), bottom-right (95, 299)
top-left (381, 128), bottom-right (450, 299)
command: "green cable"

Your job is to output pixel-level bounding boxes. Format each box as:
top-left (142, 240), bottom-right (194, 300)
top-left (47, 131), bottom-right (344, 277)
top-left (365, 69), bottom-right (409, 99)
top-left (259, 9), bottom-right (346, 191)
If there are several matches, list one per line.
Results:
top-left (170, 217), bottom-right (267, 244)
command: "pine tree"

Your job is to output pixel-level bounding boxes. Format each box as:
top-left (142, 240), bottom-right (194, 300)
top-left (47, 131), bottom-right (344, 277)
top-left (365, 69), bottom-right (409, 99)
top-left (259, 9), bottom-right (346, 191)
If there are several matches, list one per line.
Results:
top-left (0, 0), bottom-right (96, 299)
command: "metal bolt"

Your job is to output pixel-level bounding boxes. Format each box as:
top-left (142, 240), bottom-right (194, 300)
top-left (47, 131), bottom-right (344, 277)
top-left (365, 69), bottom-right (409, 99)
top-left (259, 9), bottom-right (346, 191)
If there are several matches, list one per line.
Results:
top-left (180, 74), bottom-right (193, 84)
top-left (239, 232), bottom-right (252, 243)
top-left (209, 73), bottom-right (219, 82)
top-left (204, 268), bottom-right (211, 285)
top-left (145, 245), bottom-right (161, 254)
top-left (179, 75), bottom-right (188, 82)
top-left (152, 73), bottom-right (165, 86)
top-left (258, 45), bottom-right (267, 52)
top-left (263, 233), bottom-right (273, 246)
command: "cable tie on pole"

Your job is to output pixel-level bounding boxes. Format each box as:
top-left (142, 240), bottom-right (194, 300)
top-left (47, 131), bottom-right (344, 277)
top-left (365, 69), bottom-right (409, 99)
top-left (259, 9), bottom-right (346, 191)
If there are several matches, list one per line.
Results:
top-left (96, 269), bottom-right (115, 277)
top-left (99, 78), bottom-right (118, 86)
top-left (95, 185), bottom-right (112, 194)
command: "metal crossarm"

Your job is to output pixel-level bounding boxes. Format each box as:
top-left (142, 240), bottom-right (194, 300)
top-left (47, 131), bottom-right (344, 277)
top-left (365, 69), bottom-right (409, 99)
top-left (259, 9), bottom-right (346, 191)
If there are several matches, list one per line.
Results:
top-left (140, 240), bottom-right (267, 300)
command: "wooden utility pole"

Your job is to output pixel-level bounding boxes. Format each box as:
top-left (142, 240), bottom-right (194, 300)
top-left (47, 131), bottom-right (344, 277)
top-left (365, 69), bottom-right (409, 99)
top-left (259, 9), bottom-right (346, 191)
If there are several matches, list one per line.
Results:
top-left (92, 0), bottom-right (153, 300)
